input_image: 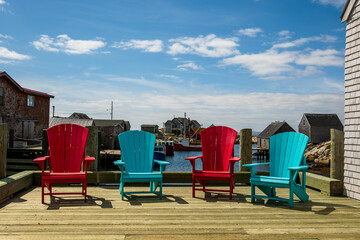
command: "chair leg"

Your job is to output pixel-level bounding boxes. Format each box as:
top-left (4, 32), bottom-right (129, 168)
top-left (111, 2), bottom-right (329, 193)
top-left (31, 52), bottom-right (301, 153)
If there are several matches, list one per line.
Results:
top-left (202, 180), bottom-right (206, 192)
top-left (251, 184), bottom-right (255, 203)
top-left (159, 181), bottom-right (163, 199)
top-left (229, 180), bottom-right (233, 200)
top-left (150, 182), bottom-right (153, 192)
top-left (41, 181), bottom-right (44, 204)
top-left (84, 182), bottom-right (87, 203)
top-left (289, 186), bottom-right (294, 208)
top-left (192, 178), bottom-right (195, 198)
top-left (120, 181), bottom-right (125, 200)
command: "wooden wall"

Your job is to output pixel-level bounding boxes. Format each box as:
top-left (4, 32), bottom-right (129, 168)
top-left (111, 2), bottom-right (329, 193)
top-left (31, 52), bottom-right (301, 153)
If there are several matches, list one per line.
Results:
top-left (344, 0), bottom-right (360, 200)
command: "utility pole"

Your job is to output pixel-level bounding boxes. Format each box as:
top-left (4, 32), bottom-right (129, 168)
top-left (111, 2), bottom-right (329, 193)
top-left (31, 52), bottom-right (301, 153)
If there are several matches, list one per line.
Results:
top-left (110, 101), bottom-right (113, 120)
top-left (52, 106), bottom-right (55, 117)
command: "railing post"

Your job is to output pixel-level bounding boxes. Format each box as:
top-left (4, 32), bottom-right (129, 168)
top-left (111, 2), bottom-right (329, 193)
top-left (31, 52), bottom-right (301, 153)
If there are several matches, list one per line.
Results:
top-left (86, 126), bottom-right (99, 171)
top-left (239, 128), bottom-right (252, 171)
top-left (0, 124), bottom-right (7, 178)
top-left (330, 129), bottom-right (344, 182)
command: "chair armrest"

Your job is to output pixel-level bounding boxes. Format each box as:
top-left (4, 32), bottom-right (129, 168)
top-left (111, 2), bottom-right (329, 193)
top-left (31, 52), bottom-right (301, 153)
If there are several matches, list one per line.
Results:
top-left (229, 157), bottom-right (240, 174)
top-left (288, 165), bottom-right (309, 171)
top-left (154, 160), bottom-right (170, 165)
top-left (230, 157), bottom-right (240, 162)
top-left (154, 160), bottom-right (170, 173)
top-left (84, 156), bottom-right (95, 171)
top-left (85, 156), bottom-right (95, 162)
top-left (243, 163), bottom-right (269, 168)
top-left (113, 160), bottom-right (125, 166)
top-left (185, 155), bottom-right (202, 172)
top-left (185, 155), bottom-right (202, 161)
top-left (242, 162), bottom-right (269, 176)
top-left (33, 156), bottom-right (50, 172)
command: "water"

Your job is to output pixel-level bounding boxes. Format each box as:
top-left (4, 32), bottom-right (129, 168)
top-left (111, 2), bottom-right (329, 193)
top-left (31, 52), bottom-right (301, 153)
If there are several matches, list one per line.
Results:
top-left (162, 144), bottom-right (269, 172)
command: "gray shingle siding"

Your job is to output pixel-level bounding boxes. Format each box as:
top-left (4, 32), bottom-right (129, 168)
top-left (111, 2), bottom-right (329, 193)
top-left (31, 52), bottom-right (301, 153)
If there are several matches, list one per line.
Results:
top-left (344, 0), bottom-right (360, 200)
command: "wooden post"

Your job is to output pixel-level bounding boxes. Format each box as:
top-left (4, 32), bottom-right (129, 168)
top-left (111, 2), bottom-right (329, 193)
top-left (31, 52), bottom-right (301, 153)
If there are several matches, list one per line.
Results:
top-left (330, 129), bottom-right (344, 182)
top-left (42, 129), bottom-right (49, 156)
top-left (239, 128), bottom-right (252, 171)
top-left (86, 126), bottom-right (99, 171)
top-left (0, 124), bottom-right (7, 179)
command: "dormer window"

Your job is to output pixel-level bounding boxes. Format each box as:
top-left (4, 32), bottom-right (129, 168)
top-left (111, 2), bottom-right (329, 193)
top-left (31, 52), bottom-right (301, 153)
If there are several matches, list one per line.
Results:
top-left (27, 95), bottom-right (34, 107)
top-left (0, 88), bottom-right (3, 105)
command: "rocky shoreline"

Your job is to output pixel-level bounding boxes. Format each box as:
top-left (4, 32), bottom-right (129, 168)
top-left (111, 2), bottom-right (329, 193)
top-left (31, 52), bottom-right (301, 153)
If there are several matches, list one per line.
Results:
top-left (304, 141), bottom-right (330, 176)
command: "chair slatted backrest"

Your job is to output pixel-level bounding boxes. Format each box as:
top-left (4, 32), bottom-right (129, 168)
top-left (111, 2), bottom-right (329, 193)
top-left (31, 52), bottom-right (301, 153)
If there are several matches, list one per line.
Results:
top-left (47, 124), bottom-right (88, 173)
top-left (201, 126), bottom-right (237, 171)
top-left (118, 130), bottom-right (155, 173)
top-left (269, 132), bottom-right (309, 178)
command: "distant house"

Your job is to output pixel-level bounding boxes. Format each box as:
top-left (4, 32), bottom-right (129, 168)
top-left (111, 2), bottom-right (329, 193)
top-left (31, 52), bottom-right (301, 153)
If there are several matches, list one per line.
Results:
top-left (298, 113), bottom-right (343, 144)
top-left (0, 71), bottom-right (54, 141)
top-left (141, 124), bottom-right (159, 134)
top-left (69, 112), bottom-right (91, 119)
top-left (257, 121), bottom-right (295, 149)
top-left (164, 117), bottom-right (201, 136)
top-left (49, 117), bottom-right (94, 128)
top-left (93, 119), bottom-right (131, 149)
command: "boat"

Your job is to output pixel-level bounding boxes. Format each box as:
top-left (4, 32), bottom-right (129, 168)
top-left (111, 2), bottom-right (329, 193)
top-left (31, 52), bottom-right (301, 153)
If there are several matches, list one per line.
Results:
top-left (154, 143), bottom-right (166, 161)
top-left (156, 140), bottom-right (174, 156)
top-left (174, 139), bottom-right (202, 151)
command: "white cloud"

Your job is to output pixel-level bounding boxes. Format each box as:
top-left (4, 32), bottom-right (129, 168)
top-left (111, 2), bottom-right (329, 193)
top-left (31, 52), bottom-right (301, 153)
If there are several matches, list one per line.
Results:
top-left (0, 0), bottom-right (6, 5)
top-left (167, 34), bottom-right (239, 57)
top-left (278, 30), bottom-right (292, 40)
top-left (222, 33), bottom-right (343, 79)
top-left (296, 49), bottom-right (344, 67)
top-left (0, 47), bottom-right (31, 63)
top-left (222, 49), bottom-right (296, 77)
top-left (31, 34), bottom-right (106, 54)
top-left (272, 35), bottom-right (337, 49)
top-left (238, 28), bottom-right (263, 37)
top-left (176, 61), bottom-right (201, 71)
top-left (0, 34), bottom-right (12, 40)
top-left (312, 0), bottom-right (346, 8)
top-left (112, 39), bottom-right (163, 52)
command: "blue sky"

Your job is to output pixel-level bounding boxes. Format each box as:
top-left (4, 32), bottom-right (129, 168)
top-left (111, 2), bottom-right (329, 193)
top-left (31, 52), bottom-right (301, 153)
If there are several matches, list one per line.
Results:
top-left (0, 0), bottom-right (347, 131)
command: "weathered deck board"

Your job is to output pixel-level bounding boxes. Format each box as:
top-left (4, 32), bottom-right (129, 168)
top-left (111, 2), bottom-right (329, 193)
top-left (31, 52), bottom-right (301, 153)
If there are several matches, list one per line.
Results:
top-left (0, 186), bottom-right (359, 239)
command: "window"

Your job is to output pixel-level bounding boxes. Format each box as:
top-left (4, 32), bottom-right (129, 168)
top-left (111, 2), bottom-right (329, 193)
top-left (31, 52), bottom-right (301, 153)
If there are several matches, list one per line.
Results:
top-left (0, 88), bottom-right (3, 105)
top-left (27, 95), bottom-right (34, 107)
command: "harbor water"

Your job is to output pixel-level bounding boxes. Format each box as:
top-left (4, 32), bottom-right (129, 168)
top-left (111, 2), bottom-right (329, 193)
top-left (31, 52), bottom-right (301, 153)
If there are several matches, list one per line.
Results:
top-left (161, 144), bottom-right (269, 172)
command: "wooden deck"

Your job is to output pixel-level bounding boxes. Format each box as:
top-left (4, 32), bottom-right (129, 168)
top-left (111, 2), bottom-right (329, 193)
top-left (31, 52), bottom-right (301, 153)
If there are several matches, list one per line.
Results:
top-left (1, 185), bottom-right (360, 239)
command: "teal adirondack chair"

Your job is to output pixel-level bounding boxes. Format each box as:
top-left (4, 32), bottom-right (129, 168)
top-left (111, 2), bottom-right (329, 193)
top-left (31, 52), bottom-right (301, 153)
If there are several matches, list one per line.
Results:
top-left (114, 130), bottom-right (170, 200)
top-left (243, 132), bottom-right (309, 208)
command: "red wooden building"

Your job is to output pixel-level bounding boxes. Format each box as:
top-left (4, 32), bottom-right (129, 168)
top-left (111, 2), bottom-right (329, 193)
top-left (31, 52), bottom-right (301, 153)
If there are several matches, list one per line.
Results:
top-left (0, 71), bottom-right (54, 141)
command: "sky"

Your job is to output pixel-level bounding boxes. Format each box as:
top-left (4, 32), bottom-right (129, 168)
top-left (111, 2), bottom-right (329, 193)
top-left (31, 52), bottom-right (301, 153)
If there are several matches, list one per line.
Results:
top-left (0, 0), bottom-right (347, 131)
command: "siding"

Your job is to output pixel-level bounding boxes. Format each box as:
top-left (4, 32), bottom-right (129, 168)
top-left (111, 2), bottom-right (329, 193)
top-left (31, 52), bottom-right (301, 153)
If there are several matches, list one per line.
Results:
top-left (344, 0), bottom-right (360, 200)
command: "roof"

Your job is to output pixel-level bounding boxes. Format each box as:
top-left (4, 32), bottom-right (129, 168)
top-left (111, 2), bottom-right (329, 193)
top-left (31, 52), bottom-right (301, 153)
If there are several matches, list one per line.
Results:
top-left (0, 71), bottom-right (54, 98)
top-left (341, 0), bottom-right (356, 23)
top-left (258, 121), bottom-right (294, 139)
top-left (141, 124), bottom-right (159, 127)
top-left (93, 119), bottom-right (125, 127)
top-left (49, 118), bottom-right (94, 128)
top-left (69, 112), bottom-right (91, 119)
top-left (303, 113), bottom-right (343, 127)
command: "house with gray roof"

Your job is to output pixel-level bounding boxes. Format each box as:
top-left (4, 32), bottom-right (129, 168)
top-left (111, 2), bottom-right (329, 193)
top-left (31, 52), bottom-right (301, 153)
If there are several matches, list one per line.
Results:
top-left (298, 113), bottom-right (343, 144)
top-left (257, 121), bottom-right (295, 149)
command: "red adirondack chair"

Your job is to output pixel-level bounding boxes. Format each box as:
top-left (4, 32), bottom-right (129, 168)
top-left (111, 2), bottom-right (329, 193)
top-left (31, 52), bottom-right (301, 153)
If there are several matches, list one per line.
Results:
top-left (33, 124), bottom-right (95, 203)
top-left (185, 126), bottom-right (240, 199)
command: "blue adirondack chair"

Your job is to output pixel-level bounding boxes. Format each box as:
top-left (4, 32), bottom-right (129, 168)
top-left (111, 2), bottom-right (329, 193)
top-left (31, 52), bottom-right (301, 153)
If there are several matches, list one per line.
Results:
top-left (113, 130), bottom-right (170, 200)
top-left (243, 132), bottom-right (309, 208)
